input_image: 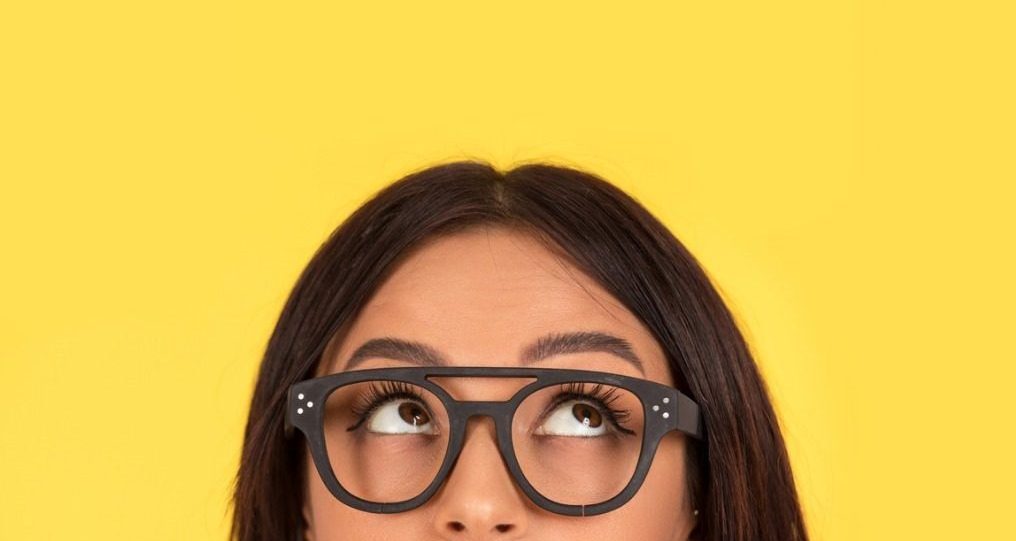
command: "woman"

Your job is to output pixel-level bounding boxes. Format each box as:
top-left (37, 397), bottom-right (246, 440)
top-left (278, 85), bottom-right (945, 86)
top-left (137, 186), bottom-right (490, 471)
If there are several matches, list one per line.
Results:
top-left (230, 160), bottom-right (809, 540)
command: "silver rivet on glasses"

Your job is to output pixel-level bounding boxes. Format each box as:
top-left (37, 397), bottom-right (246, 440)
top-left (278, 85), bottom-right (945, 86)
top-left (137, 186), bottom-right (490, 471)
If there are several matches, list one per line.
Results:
top-left (652, 404), bottom-right (660, 411)
top-left (662, 412), bottom-right (670, 419)
top-left (297, 407), bottom-right (304, 415)
top-left (298, 393), bottom-right (305, 400)
top-left (307, 401), bottom-right (314, 408)
top-left (662, 397), bottom-right (670, 404)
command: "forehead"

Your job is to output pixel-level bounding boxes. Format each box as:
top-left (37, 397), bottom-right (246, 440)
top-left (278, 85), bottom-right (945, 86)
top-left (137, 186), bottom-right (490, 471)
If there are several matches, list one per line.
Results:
top-left (320, 226), bottom-right (673, 387)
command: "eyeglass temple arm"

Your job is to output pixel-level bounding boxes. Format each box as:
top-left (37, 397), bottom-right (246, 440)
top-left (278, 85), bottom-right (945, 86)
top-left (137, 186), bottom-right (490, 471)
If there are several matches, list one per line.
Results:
top-left (673, 391), bottom-right (704, 440)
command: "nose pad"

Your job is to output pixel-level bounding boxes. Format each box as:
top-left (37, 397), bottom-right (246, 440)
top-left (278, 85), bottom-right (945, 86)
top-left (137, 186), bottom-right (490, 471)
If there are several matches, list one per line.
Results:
top-left (430, 415), bottom-right (530, 535)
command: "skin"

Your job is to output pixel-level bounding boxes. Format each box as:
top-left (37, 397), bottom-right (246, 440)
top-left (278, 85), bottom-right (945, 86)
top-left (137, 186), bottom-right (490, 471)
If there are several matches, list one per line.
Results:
top-left (302, 225), bottom-right (696, 540)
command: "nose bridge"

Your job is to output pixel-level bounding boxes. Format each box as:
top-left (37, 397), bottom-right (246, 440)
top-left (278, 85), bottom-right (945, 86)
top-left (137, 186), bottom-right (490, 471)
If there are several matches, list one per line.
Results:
top-left (450, 400), bottom-right (513, 464)
top-left (458, 399), bottom-right (510, 419)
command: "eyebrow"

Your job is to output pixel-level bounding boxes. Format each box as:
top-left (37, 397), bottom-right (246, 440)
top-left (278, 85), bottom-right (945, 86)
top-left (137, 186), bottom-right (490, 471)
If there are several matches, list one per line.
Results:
top-left (341, 331), bottom-right (645, 376)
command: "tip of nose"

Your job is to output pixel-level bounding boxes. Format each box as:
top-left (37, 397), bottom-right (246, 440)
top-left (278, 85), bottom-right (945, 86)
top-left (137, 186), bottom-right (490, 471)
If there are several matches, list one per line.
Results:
top-left (445, 521), bottom-right (516, 534)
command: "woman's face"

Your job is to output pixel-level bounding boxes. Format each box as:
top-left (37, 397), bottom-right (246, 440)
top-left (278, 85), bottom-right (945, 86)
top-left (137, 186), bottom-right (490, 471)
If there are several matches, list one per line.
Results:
top-left (303, 226), bottom-right (696, 540)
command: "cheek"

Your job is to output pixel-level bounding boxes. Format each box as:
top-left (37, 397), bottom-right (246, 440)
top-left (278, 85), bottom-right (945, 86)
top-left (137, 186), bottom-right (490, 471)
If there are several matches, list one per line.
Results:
top-left (305, 453), bottom-right (456, 541)
top-left (305, 461), bottom-right (418, 541)
top-left (520, 435), bottom-right (691, 541)
top-left (595, 433), bottom-right (690, 539)
top-left (642, 433), bottom-right (690, 502)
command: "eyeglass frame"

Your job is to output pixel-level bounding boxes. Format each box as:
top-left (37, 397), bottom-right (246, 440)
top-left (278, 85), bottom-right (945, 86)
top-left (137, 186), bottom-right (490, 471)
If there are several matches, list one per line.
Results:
top-left (284, 365), bottom-right (704, 517)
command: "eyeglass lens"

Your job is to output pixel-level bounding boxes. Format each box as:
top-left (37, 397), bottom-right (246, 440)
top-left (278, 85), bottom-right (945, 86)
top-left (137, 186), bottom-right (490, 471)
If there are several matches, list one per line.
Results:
top-left (321, 378), bottom-right (645, 506)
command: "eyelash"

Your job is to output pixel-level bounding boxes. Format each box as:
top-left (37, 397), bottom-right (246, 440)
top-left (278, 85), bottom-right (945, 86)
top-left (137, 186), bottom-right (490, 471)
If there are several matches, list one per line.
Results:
top-left (346, 380), bottom-right (422, 432)
top-left (345, 381), bottom-right (636, 437)
top-left (549, 381), bottom-right (636, 437)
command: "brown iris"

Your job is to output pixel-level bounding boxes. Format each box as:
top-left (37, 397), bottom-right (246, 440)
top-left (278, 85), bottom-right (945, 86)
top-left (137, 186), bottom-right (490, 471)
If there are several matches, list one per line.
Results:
top-left (398, 402), bottom-right (430, 427)
top-left (572, 403), bottom-right (602, 427)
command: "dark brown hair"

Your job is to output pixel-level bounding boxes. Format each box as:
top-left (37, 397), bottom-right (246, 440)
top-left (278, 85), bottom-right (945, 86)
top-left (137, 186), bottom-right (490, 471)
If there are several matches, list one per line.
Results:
top-left (229, 159), bottom-right (809, 541)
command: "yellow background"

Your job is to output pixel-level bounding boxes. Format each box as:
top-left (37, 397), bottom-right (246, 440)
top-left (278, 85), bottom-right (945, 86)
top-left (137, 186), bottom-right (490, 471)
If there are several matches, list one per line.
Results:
top-left (2, 1), bottom-right (1013, 539)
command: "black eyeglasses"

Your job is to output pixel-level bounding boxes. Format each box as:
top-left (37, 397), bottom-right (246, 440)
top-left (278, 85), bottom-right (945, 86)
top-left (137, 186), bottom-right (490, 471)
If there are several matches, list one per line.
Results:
top-left (284, 366), bottom-right (703, 517)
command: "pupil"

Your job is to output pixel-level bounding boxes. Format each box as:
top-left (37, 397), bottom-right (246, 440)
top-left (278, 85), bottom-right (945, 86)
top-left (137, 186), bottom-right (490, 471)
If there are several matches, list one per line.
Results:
top-left (398, 402), bottom-right (429, 426)
top-left (573, 403), bottom-right (602, 428)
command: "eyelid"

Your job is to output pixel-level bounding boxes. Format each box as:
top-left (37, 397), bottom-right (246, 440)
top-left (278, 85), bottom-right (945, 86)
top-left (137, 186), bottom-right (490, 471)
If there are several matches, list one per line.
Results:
top-left (536, 385), bottom-right (636, 437)
top-left (347, 382), bottom-right (435, 432)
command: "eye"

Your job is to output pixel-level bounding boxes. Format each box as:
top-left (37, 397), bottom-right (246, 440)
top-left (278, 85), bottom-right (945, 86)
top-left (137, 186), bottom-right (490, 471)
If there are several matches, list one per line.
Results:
top-left (365, 398), bottom-right (438, 435)
top-left (533, 399), bottom-right (608, 437)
